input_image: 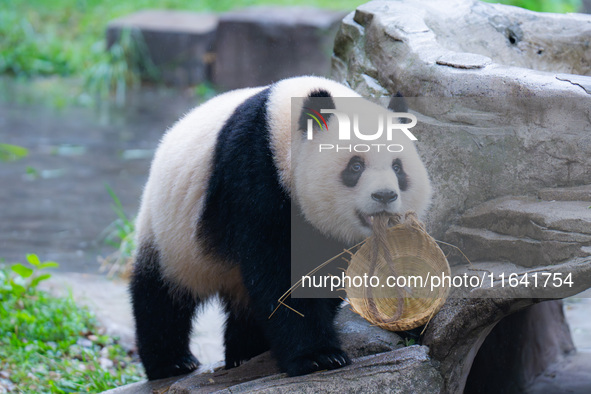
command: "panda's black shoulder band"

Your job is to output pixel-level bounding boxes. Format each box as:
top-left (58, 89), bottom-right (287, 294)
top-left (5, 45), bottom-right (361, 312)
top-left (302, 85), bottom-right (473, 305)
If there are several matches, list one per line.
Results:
top-left (198, 87), bottom-right (289, 263)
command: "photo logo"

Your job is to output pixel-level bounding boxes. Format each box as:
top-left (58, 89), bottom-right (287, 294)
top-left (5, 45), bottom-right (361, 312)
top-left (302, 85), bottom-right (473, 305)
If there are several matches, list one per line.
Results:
top-left (304, 107), bottom-right (329, 135)
top-left (306, 110), bottom-right (418, 142)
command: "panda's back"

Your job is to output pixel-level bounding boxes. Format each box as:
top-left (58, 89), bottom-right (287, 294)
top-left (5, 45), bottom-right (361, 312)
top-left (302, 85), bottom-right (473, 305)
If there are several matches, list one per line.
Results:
top-left (135, 86), bottom-right (265, 297)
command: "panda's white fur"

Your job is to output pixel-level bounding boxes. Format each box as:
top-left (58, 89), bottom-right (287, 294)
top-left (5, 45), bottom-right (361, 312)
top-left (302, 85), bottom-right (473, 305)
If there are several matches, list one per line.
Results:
top-left (132, 75), bottom-right (432, 380)
top-left (135, 86), bottom-right (265, 303)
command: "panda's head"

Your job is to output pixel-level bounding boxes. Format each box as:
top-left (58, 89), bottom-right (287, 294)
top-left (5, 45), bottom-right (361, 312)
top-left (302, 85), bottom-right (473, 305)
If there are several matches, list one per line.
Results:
top-left (290, 88), bottom-right (432, 244)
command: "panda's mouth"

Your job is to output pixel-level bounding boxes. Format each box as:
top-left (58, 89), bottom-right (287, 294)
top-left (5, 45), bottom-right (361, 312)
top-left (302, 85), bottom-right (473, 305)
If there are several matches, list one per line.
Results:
top-left (357, 211), bottom-right (393, 228)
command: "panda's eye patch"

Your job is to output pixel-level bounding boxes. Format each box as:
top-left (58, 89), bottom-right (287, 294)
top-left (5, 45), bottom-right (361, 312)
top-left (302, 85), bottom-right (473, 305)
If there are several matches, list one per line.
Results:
top-left (342, 156), bottom-right (365, 188)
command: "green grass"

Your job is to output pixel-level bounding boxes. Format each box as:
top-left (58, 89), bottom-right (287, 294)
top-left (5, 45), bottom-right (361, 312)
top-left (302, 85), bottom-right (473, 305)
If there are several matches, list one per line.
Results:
top-left (0, 254), bottom-right (143, 393)
top-left (482, 0), bottom-right (581, 13)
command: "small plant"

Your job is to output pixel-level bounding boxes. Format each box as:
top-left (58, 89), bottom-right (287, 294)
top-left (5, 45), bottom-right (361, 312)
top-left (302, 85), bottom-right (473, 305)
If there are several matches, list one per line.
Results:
top-left (99, 184), bottom-right (136, 277)
top-left (84, 28), bottom-right (159, 107)
top-left (7, 253), bottom-right (58, 294)
top-left (0, 143), bottom-right (28, 162)
top-left (398, 338), bottom-right (416, 347)
top-left (0, 254), bottom-right (144, 392)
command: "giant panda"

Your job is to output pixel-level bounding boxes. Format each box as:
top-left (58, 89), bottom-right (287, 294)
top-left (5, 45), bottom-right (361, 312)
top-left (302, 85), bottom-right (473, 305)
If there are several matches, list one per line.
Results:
top-left (130, 76), bottom-right (432, 380)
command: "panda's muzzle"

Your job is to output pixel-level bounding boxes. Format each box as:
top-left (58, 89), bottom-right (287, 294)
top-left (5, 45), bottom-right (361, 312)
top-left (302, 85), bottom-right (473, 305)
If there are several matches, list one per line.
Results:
top-left (357, 210), bottom-right (393, 228)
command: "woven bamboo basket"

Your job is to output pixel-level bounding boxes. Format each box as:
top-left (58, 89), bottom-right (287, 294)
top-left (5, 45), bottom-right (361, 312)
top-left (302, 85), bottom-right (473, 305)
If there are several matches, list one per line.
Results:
top-left (346, 212), bottom-right (450, 331)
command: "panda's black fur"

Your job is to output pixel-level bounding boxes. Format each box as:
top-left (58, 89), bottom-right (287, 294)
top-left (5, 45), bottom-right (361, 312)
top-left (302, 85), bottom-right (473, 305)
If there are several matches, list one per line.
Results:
top-left (130, 76), bottom-right (431, 380)
top-left (131, 243), bottom-right (199, 379)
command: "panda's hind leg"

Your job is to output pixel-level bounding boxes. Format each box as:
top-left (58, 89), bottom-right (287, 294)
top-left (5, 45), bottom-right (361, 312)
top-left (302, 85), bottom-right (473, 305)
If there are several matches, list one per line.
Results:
top-left (130, 242), bottom-right (200, 380)
top-left (223, 300), bottom-right (270, 369)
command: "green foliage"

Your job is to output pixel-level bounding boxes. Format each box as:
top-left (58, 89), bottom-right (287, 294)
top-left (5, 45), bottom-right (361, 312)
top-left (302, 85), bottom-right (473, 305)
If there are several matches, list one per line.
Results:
top-left (482, 0), bottom-right (582, 13)
top-left (85, 29), bottom-right (159, 106)
top-left (0, 10), bottom-right (73, 77)
top-left (0, 254), bottom-right (143, 392)
top-left (0, 143), bottom-right (28, 162)
top-left (103, 184), bottom-right (135, 254)
top-left (398, 338), bottom-right (416, 347)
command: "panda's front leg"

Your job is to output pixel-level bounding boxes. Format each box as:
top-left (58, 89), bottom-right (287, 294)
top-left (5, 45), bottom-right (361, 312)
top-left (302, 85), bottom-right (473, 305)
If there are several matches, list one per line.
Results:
top-left (272, 297), bottom-right (350, 376)
top-left (240, 258), bottom-right (350, 376)
top-left (223, 300), bottom-right (270, 368)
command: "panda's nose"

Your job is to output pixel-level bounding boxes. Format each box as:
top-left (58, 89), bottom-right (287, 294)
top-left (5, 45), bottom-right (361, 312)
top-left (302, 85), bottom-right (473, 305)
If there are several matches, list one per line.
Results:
top-left (371, 189), bottom-right (398, 204)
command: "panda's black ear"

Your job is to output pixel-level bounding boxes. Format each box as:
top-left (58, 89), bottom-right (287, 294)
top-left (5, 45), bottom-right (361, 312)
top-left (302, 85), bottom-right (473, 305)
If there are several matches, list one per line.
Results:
top-left (388, 92), bottom-right (408, 112)
top-left (298, 89), bottom-right (335, 135)
top-left (388, 92), bottom-right (410, 124)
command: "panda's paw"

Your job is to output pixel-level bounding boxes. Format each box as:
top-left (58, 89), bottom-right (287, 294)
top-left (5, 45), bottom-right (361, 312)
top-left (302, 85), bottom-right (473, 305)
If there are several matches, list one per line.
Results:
top-left (224, 332), bottom-right (269, 370)
top-left (284, 347), bottom-right (350, 376)
top-left (145, 353), bottom-right (200, 380)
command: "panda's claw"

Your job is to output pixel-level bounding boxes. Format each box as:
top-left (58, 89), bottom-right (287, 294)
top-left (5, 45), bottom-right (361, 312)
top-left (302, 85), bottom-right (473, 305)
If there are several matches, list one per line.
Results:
top-left (284, 348), bottom-right (350, 376)
top-left (144, 352), bottom-right (200, 380)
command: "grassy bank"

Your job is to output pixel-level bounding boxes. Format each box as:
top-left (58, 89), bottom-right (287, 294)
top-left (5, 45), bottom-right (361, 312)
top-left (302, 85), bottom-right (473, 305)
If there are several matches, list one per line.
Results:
top-left (0, 255), bottom-right (143, 392)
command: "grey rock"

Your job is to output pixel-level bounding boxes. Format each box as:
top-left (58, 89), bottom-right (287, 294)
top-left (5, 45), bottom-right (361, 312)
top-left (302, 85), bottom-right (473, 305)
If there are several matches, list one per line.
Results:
top-left (468, 300), bottom-right (574, 392)
top-left (335, 306), bottom-right (405, 358)
top-left (461, 196), bottom-right (591, 235)
top-left (526, 350), bottom-right (591, 394)
top-left (445, 225), bottom-right (581, 267)
top-left (436, 53), bottom-right (492, 69)
top-left (331, 0), bottom-right (591, 238)
top-left (449, 258), bottom-right (591, 300)
top-left (161, 346), bottom-right (442, 394)
top-left (213, 7), bottom-right (346, 90)
top-left (101, 374), bottom-right (178, 394)
top-left (423, 287), bottom-right (587, 393)
top-left (457, 197), bottom-right (591, 241)
top-left (214, 347), bottom-right (443, 394)
top-left (556, 74), bottom-right (591, 95)
top-left (448, 224), bottom-right (590, 267)
top-left (444, 195), bottom-right (591, 266)
top-left (107, 10), bottom-right (217, 86)
top-left (538, 184), bottom-right (591, 202)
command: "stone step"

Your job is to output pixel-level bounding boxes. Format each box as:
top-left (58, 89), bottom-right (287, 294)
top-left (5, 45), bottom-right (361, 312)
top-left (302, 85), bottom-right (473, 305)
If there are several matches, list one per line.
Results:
top-left (538, 184), bottom-right (591, 202)
top-left (445, 225), bottom-right (588, 267)
top-left (213, 7), bottom-right (346, 90)
top-left (107, 10), bottom-right (217, 86)
top-left (458, 196), bottom-right (591, 241)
